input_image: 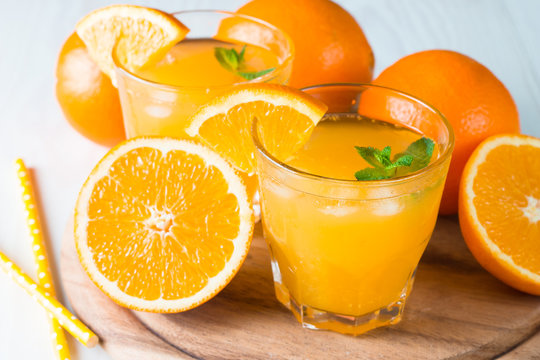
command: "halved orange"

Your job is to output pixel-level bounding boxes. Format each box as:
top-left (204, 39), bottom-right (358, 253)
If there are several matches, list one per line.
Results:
top-left (74, 137), bottom-right (254, 312)
top-left (459, 134), bottom-right (540, 295)
top-left (185, 84), bottom-right (328, 175)
top-left (76, 5), bottom-right (189, 85)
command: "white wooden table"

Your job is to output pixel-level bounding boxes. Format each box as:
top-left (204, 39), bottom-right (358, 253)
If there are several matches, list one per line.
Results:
top-left (0, 1), bottom-right (538, 359)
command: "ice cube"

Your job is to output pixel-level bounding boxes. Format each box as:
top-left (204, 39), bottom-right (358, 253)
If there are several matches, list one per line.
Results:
top-left (371, 198), bottom-right (404, 216)
top-left (145, 105), bottom-right (172, 118)
top-left (263, 179), bottom-right (295, 200)
top-left (319, 205), bottom-right (359, 217)
top-left (150, 91), bottom-right (177, 103)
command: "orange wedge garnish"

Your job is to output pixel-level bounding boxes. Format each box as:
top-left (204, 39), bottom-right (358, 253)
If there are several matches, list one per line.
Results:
top-left (459, 134), bottom-right (540, 295)
top-left (185, 84), bottom-right (328, 175)
top-left (74, 137), bottom-right (254, 312)
top-left (76, 5), bottom-right (189, 84)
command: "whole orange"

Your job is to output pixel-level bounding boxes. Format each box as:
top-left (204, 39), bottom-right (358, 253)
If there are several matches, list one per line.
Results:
top-left (373, 50), bottom-right (520, 214)
top-left (56, 32), bottom-right (125, 147)
top-left (236, 0), bottom-right (374, 88)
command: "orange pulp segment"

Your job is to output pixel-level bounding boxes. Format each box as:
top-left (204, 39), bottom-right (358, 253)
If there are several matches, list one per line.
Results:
top-left (185, 84), bottom-right (328, 174)
top-left (76, 5), bottom-right (189, 85)
top-left (74, 137), bottom-right (254, 312)
top-left (459, 134), bottom-right (540, 295)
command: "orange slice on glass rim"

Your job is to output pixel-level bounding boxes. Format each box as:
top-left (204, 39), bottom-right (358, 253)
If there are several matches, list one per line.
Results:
top-left (74, 137), bottom-right (253, 312)
top-left (76, 5), bottom-right (189, 85)
top-left (186, 83), bottom-right (328, 175)
top-left (459, 134), bottom-right (540, 295)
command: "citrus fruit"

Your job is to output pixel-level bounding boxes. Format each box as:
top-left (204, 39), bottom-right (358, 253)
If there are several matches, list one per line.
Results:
top-left (185, 84), bottom-right (328, 175)
top-left (373, 50), bottom-right (520, 214)
top-left (74, 137), bottom-right (254, 312)
top-left (235, 0), bottom-right (374, 88)
top-left (459, 134), bottom-right (540, 295)
top-left (56, 32), bottom-right (125, 147)
top-left (76, 5), bottom-right (189, 84)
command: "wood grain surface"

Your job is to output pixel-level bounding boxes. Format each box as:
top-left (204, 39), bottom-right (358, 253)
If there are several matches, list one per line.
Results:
top-left (60, 216), bottom-right (540, 359)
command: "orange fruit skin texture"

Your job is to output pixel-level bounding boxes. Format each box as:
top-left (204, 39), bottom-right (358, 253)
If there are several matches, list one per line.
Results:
top-left (236, 0), bottom-right (374, 89)
top-left (56, 32), bottom-right (125, 147)
top-left (459, 134), bottom-right (540, 295)
top-left (373, 50), bottom-right (520, 214)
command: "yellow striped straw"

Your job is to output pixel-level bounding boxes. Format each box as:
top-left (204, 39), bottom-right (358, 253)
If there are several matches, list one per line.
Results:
top-left (13, 159), bottom-right (98, 348)
top-left (14, 159), bottom-right (71, 359)
top-left (0, 250), bottom-right (99, 348)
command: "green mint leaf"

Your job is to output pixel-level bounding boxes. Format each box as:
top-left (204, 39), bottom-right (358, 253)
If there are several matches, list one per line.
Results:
top-left (354, 146), bottom-right (386, 169)
top-left (215, 45), bottom-right (274, 80)
top-left (214, 47), bottom-right (240, 72)
top-left (355, 167), bottom-right (393, 181)
top-left (394, 137), bottom-right (435, 173)
top-left (237, 67), bottom-right (275, 80)
top-left (392, 154), bottom-right (414, 167)
top-left (381, 146), bottom-right (391, 161)
top-left (354, 137), bottom-right (435, 181)
top-left (375, 146), bottom-right (393, 167)
top-left (238, 45), bottom-right (246, 63)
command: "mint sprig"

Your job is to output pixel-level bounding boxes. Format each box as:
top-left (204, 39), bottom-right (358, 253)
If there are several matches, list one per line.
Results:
top-left (214, 46), bottom-right (241, 72)
top-left (237, 68), bottom-right (275, 80)
top-left (214, 45), bottom-right (275, 80)
top-left (354, 137), bottom-right (435, 181)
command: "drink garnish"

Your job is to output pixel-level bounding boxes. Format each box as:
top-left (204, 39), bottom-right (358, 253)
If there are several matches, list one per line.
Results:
top-left (354, 137), bottom-right (434, 180)
top-left (214, 45), bottom-right (275, 80)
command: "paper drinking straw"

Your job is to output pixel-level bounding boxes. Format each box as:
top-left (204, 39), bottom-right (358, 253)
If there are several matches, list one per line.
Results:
top-left (14, 159), bottom-right (71, 359)
top-left (0, 250), bottom-right (98, 348)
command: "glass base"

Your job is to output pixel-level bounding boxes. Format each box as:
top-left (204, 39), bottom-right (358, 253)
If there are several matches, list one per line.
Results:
top-left (271, 260), bottom-right (415, 336)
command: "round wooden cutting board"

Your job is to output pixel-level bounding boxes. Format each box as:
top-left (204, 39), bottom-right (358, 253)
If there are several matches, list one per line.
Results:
top-left (60, 216), bottom-right (540, 359)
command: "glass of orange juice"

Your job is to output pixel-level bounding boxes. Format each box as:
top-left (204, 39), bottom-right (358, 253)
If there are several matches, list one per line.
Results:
top-left (254, 84), bottom-right (454, 335)
top-left (114, 10), bottom-right (294, 139)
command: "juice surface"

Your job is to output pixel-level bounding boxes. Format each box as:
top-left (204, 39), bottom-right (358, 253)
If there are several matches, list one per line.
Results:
top-left (287, 114), bottom-right (427, 180)
top-left (119, 38), bottom-right (285, 139)
top-left (136, 38), bottom-right (279, 87)
top-left (259, 114), bottom-right (448, 325)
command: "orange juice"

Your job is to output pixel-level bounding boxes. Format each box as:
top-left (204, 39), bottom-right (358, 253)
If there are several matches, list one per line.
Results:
top-left (266, 115), bottom-right (443, 315)
top-left (117, 38), bottom-right (284, 139)
top-left (114, 11), bottom-right (293, 140)
top-left (255, 97), bottom-right (453, 335)
top-left (137, 39), bottom-right (279, 87)
top-left (287, 115), bottom-right (430, 179)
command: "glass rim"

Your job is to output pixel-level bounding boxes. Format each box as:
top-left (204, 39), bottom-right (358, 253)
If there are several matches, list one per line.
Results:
top-left (252, 83), bottom-right (455, 188)
top-left (112, 9), bottom-right (295, 92)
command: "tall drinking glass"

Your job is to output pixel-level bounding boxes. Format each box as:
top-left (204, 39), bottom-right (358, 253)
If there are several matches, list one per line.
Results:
top-left (254, 84), bottom-right (454, 335)
top-left (114, 10), bottom-right (294, 139)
